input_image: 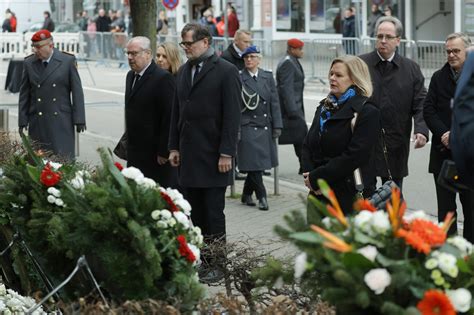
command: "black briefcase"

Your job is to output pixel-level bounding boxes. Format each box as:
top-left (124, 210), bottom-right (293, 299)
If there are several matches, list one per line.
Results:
top-left (113, 131), bottom-right (127, 160)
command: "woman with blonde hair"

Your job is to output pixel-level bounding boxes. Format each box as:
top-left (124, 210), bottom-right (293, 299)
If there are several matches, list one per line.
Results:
top-left (302, 55), bottom-right (381, 213)
top-left (156, 42), bottom-right (181, 75)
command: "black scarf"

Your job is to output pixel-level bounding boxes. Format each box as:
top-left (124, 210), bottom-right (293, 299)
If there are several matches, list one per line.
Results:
top-left (188, 47), bottom-right (215, 66)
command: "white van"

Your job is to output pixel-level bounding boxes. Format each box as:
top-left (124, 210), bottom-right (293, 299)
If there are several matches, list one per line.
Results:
top-left (0, 0), bottom-right (51, 33)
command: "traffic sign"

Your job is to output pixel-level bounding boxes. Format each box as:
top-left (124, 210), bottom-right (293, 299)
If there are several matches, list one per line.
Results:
top-left (162, 0), bottom-right (179, 10)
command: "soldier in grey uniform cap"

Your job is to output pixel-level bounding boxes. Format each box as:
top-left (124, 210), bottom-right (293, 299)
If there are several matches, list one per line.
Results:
top-left (238, 45), bottom-right (283, 210)
top-left (19, 29), bottom-right (86, 159)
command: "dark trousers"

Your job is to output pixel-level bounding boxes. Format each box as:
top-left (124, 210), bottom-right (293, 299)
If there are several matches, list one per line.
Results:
top-left (433, 174), bottom-right (474, 242)
top-left (381, 177), bottom-right (403, 192)
top-left (184, 186), bottom-right (226, 239)
top-left (243, 171), bottom-right (266, 199)
top-left (294, 142), bottom-right (303, 171)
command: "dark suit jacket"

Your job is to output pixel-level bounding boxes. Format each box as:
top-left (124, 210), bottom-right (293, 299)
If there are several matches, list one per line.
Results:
top-left (359, 51), bottom-right (428, 178)
top-left (125, 61), bottom-right (177, 188)
top-left (169, 54), bottom-right (241, 188)
top-left (221, 43), bottom-right (244, 70)
top-left (302, 95), bottom-right (380, 212)
top-left (423, 63), bottom-right (456, 174)
top-left (19, 48), bottom-right (85, 158)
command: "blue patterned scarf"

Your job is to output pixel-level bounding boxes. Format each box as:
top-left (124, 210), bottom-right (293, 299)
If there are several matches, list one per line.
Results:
top-left (319, 87), bottom-right (356, 132)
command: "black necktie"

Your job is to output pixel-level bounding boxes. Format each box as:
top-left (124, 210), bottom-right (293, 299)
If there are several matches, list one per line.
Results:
top-left (43, 61), bottom-right (48, 68)
top-left (253, 75), bottom-right (257, 81)
top-left (193, 64), bottom-right (200, 84)
top-left (132, 73), bottom-right (140, 89)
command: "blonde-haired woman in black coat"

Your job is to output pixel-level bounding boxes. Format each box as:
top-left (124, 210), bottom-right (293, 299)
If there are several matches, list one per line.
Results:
top-left (302, 55), bottom-right (381, 213)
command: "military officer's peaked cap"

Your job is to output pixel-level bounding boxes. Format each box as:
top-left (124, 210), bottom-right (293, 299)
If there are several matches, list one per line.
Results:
top-left (242, 45), bottom-right (260, 57)
top-left (31, 29), bottom-right (52, 43)
top-left (287, 38), bottom-right (304, 49)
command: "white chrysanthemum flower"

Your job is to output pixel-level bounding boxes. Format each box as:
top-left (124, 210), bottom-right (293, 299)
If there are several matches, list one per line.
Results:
top-left (446, 266), bottom-right (459, 278)
top-left (370, 211), bottom-right (391, 235)
top-left (0, 284), bottom-right (6, 295)
top-left (403, 210), bottom-right (429, 223)
top-left (135, 177), bottom-right (156, 189)
top-left (354, 210), bottom-right (373, 233)
top-left (425, 258), bottom-right (438, 270)
top-left (165, 188), bottom-right (183, 201)
top-left (160, 209), bottom-right (172, 220)
top-left (5, 297), bottom-right (22, 311)
top-left (294, 252), bottom-right (307, 279)
top-left (121, 167), bottom-right (144, 181)
top-left (364, 268), bottom-right (391, 295)
top-left (357, 245), bottom-right (378, 262)
top-left (173, 211), bottom-right (190, 229)
top-left (437, 252), bottom-right (458, 275)
top-left (47, 187), bottom-right (61, 197)
top-left (70, 175), bottom-right (85, 190)
top-left (55, 198), bottom-right (64, 207)
top-left (175, 199), bottom-right (192, 215)
top-left (156, 221), bottom-right (168, 228)
top-left (44, 160), bottom-right (62, 170)
top-left (447, 236), bottom-right (473, 257)
top-left (188, 243), bottom-right (200, 264)
top-left (151, 210), bottom-right (161, 220)
top-left (47, 195), bottom-right (56, 204)
top-left (447, 288), bottom-right (472, 312)
top-left (168, 218), bottom-right (177, 227)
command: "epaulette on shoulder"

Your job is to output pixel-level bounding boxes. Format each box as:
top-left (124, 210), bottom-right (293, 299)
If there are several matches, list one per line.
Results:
top-left (61, 51), bottom-right (75, 56)
top-left (24, 53), bottom-right (34, 60)
top-left (239, 70), bottom-right (243, 74)
top-left (284, 55), bottom-right (290, 61)
top-left (263, 69), bottom-right (272, 73)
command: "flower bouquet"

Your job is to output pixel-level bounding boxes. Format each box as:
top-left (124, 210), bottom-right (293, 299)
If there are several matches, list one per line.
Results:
top-left (270, 179), bottom-right (474, 315)
top-left (0, 136), bottom-right (204, 311)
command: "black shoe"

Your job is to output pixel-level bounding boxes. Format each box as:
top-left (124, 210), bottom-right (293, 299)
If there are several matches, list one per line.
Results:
top-left (298, 167), bottom-right (303, 175)
top-left (235, 173), bottom-right (247, 180)
top-left (241, 194), bottom-right (256, 206)
top-left (199, 268), bottom-right (224, 284)
top-left (263, 170), bottom-right (271, 176)
top-left (258, 197), bottom-right (269, 211)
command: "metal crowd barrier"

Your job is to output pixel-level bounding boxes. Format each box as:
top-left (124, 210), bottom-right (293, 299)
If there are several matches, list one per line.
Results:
top-left (416, 40), bottom-right (446, 81)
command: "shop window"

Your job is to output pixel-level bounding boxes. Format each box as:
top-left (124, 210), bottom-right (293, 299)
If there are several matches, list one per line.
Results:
top-left (276, 0), bottom-right (305, 32)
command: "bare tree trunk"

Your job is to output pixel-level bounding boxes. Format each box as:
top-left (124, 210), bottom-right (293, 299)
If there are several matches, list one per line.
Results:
top-left (130, 0), bottom-right (157, 56)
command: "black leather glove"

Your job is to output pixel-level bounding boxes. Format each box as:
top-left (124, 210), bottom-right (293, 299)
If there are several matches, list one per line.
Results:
top-left (19, 125), bottom-right (27, 134)
top-left (76, 124), bottom-right (87, 133)
top-left (272, 128), bottom-right (282, 139)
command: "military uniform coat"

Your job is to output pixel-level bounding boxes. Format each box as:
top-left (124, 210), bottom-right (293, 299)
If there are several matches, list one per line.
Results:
top-left (19, 48), bottom-right (85, 158)
top-left (125, 61), bottom-right (177, 188)
top-left (423, 63), bottom-right (457, 174)
top-left (359, 51), bottom-right (429, 178)
top-left (168, 54), bottom-right (241, 188)
top-left (302, 95), bottom-right (381, 212)
top-left (237, 69), bottom-right (283, 171)
top-left (276, 54), bottom-right (308, 144)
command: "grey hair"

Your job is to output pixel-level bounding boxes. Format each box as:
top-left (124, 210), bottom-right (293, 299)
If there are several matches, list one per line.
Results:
top-left (375, 16), bottom-right (403, 37)
top-left (445, 32), bottom-right (472, 48)
top-left (127, 36), bottom-right (151, 51)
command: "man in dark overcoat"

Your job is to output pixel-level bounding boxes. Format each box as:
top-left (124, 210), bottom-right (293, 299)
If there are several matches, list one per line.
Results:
top-left (124, 36), bottom-right (177, 188)
top-left (276, 38), bottom-right (308, 174)
top-left (168, 23), bottom-right (241, 282)
top-left (221, 29), bottom-right (252, 70)
top-left (359, 16), bottom-right (429, 191)
top-left (424, 32), bottom-right (474, 242)
top-left (238, 46), bottom-right (282, 211)
top-left (19, 30), bottom-right (86, 159)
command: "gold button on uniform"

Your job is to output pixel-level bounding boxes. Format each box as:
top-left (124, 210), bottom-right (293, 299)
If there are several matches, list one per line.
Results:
top-left (53, 98), bottom-right (56, 102)
top-left (38, 112), bottom-right (43, 116)
top-left (37, 98), bottom-right (41, 102)
top-left (52, 84), bottom-right (56, 87)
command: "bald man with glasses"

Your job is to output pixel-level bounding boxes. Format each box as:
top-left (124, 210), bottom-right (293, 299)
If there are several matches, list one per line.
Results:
top-left (359, 16), bottom-right (429, 192)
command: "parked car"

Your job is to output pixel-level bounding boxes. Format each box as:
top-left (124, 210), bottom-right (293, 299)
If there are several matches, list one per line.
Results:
top-left (25, 21), bottom-right (81, 33)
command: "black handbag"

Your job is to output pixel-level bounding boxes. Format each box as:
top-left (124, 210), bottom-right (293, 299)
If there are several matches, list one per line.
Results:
top-left (113, 131), bottom-right (127, 160)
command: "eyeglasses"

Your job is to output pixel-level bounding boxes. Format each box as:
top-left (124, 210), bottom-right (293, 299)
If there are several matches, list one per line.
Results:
top-left (31, 42), bottom-right (50, 50)
top-left (446, 48), bottom-right (462, 55)
top-left (243, 55), bottom-right (259, 60)
top-left (179, 39), bottom-right (203, 48)
top-left (376, 34), bottom-right (398, 41)
top-left (124, 49), bottom-right (145, 57)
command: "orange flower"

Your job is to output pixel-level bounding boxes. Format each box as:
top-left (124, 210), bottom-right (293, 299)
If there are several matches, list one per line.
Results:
top-left (354, 199), bottom-right (377, 212)
top-left (410, 219), bottom-right (447, 247)
top-left (311, 225), bottom-right (352, 253)
top-left (327, 190), bottom-right (348, 227)
top-left (396, 229), bottom-right (431, 254)
top-left (441, 212), bottom-right (455, 233)
top-left (417, 290), bottom-right (456, 315)
top-left (387, 188), bottom-right (406, 233)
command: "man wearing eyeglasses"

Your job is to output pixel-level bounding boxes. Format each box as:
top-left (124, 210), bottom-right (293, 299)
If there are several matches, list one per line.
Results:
top-left (121, 36), bottom-right (177, 188)
top-left (423, 32), bottom-right (474, 241)
top-left (18, 29), bottom-right (86, 159)
top-left (359, 16), bottom-right (429, 192)
top-left (168, 23), bottom-right (241, 283)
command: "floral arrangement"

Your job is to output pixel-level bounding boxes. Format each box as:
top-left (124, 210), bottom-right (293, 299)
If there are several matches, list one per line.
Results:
top-left (0, 136), bottom-right (204, 311)
top-left (0, 282), bottom-right (46, 314)
top-left (267, 179), bottom-right (474, 315)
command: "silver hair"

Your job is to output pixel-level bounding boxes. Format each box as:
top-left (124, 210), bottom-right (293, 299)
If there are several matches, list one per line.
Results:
top-left (127, 36), bottom-right (151, 51)
top-left (375, 16), bottom-right (403, 37)
top-left (445, 32), bottom-right (472, 48)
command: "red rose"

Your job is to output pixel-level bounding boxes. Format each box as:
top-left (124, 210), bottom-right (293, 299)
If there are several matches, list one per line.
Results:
top-left (40, 164), bottom-right (61, 187)
top-left (161, 191), bottom-right (179, 212)
top-left (176, 235), bottom-right (196, 263)
top-left (114, 162), bottom-right (124, 171)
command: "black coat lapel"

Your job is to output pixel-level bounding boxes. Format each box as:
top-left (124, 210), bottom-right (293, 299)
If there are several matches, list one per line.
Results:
top-left (191, 54), bottom-right (217, 89)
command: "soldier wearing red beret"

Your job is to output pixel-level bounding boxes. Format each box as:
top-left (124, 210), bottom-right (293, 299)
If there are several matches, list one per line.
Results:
top-left (276, 38), bottom-right (307, 175)
top-left (18, 30), bottom-right (86, 159)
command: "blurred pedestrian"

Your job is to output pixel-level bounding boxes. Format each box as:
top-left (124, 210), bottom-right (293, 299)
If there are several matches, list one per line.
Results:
top-left (19, 30), bottom-right (86, 159)
top-left (123, 36), bottom-right (177, 188)
top-left (203, 10), bottom-right (218, 37)
top-left (42, 11), bottom-right (55, 32)
top-left (238, 46), bottom-right (282, 211)
top-left (423, 32), bottom-right (474, 241)
top-left (368, 4), bottom-right (383, 37)
top-left (156, 42), bottom-right (182, 75)
top-left (342, 7), bottom-right (356, 54)
top-left (78, 10), bottom-right (88, 31)
top-left (169, 23), bottom-right (241, 283)
top-left (6, 8), bottom-right (16, 32)
top-left (359, 16), bottom-right (428, 192)
top-left (302, 55), bottom-right (380, 213)
top-left (2, 11), bottom-right (11, 32)
top-left (276, 38), bottom-right (307, 175)
top-left (156, 10), bottom-right (168, 37)
top-left (226, 4), bottom-right (239, 37)
top-left (96, 9), bottom-right (112, 58)
top-left (221, 29), bottom-right (252, 70)
top-left (383, 5), bottom-right (394, 17)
